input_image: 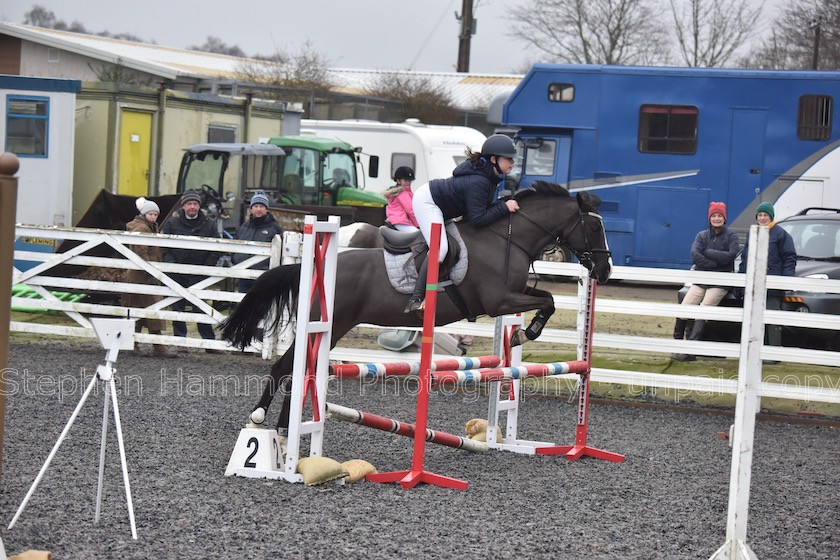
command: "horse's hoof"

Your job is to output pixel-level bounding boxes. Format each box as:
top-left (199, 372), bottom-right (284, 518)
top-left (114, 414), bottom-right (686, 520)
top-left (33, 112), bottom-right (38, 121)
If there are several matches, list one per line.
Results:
top-left (510, 329), bottom-right (528, 347)
top-left (250, 408), bottom-right (266, 425)
top-left (277, 434), bottom-right (288, 458)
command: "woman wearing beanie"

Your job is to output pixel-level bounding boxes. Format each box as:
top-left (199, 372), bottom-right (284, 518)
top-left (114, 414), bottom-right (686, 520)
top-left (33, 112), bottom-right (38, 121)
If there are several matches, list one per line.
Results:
top-left (737, 201), bottom-right (797, 359)
top-left (233, 190), bottom-right (284, 292)
top-left (123, 197), bottom-right (177, 358)
top-left (671, 201), bottom-right (740, 362)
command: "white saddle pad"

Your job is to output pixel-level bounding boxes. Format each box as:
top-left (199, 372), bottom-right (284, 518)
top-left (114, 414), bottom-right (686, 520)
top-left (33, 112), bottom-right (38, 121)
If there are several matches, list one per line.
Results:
top-left (383, 222), bottom-right (468, 294)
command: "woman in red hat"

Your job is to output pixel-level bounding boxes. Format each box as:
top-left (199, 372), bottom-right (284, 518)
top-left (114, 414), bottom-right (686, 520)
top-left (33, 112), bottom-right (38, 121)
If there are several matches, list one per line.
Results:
top-left (671, 201), bottom-right (740, 361)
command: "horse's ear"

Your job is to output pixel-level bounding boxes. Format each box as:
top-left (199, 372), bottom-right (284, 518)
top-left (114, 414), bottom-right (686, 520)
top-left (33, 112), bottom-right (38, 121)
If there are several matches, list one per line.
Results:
top-left (576, 191), bottom-right (599, 212)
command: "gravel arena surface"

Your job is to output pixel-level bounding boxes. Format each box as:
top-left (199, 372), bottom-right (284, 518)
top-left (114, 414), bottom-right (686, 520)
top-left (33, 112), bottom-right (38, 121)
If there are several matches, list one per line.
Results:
top-left (1, 340), bottom-right (837, 560)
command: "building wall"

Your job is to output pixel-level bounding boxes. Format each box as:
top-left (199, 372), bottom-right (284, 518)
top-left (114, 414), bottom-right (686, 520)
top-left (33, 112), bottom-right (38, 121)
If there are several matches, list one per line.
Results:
top-left (72, 83), bottom-right (295, 224)
top-left (1, 76), bottom-right (79, 226)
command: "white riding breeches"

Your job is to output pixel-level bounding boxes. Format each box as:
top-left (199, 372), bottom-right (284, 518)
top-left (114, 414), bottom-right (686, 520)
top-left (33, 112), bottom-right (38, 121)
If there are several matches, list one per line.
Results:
top-left (412, 183), bottom-right (448, 262)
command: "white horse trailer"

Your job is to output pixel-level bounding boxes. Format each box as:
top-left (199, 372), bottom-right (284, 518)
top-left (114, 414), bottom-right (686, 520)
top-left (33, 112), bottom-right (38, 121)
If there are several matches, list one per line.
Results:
top-left (300, 119), bottom-right (487, 193)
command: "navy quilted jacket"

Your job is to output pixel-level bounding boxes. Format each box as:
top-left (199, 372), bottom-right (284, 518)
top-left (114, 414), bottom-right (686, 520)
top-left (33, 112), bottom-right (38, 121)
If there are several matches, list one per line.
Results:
top-left (428, 160), bottom-right (508, 227)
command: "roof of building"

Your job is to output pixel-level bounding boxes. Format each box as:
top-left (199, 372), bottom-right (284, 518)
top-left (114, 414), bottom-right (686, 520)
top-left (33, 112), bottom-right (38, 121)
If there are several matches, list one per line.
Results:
top-left (0, 22), bottom-right (522, 110)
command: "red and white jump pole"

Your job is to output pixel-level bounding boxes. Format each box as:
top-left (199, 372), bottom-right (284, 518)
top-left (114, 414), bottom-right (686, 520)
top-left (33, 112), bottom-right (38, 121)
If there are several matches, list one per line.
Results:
top-left (330, 355), bottom-right (502, 378)
top-left (366, 222), bottom-right (468, 490)
top-left (432, 360), bottom-right (588, 384)
top-left (325, 402), bottom-right (487, 453)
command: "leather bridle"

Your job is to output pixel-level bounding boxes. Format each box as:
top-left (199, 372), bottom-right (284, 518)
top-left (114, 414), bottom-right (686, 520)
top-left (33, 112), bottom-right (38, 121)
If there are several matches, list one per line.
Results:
top-left (495, 208), bottom-right (612, 266)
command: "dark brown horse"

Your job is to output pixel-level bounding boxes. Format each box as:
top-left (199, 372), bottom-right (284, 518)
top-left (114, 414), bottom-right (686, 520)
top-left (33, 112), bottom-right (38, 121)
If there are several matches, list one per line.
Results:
top-left (221, 181), bottom-right (612, 430)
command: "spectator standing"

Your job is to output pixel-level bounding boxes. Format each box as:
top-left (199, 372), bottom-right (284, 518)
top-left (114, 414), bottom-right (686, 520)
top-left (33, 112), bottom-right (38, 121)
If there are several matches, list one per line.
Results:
top-left (738, 201), bottom-right (797, 361)
top-left (160, 189), bottom-right (222, 351)
top-left (123, 197), bottom-right (177, 358)
top-left (671, 201), bottom-right (740, 361)
top-left (232, 190), bottom-right (283, 292)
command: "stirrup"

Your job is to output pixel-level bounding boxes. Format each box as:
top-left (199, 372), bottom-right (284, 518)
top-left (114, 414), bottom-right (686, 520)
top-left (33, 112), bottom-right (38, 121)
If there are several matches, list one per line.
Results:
top-left (404, 298), bottom-right (425, 314)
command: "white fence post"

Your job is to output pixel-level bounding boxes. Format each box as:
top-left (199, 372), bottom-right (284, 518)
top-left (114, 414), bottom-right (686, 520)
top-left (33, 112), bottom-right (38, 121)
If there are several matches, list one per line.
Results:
top-left (709, 224), bottom-right (768, 560)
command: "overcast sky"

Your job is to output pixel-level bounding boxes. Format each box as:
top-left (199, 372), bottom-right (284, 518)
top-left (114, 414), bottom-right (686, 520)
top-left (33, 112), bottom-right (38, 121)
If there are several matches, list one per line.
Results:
top-left (1, 0), bottom-right (786, 75)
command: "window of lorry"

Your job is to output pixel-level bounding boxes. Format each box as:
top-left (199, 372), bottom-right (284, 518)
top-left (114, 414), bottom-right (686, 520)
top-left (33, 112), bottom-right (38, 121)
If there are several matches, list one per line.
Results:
top-left (547, 83), bottom-right (574, 102)
top-left (6, 96), bottom-right (49, 157)
top-left (798, 95), bottom-right (833, 141)
top-left (523, 139), bottom-right (556, 176)
top-left (638, 104), bottom-right (698, 154)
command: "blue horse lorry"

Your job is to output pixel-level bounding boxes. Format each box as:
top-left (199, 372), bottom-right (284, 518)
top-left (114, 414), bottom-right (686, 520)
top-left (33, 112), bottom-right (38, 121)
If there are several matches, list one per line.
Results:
top-left (502, 64), bottom-right (840, 269)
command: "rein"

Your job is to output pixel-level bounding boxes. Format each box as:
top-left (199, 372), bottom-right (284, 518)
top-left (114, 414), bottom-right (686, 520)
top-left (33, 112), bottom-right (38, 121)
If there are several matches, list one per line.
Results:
top-left (495, 206), bottom-right (611, 268)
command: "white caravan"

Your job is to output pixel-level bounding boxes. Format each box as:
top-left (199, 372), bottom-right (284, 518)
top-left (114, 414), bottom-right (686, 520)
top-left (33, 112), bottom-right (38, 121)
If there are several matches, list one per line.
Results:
top-left (300, 119), bottom-right (487, 192)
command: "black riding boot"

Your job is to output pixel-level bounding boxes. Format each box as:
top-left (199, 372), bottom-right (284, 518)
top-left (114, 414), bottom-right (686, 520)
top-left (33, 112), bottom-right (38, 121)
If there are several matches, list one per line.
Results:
top-left (672, 318), bottom-right (688, 340)
top-left (688, 319), bottom-right (706, 341)
top-left (671, 318), bottom-right (696, 362)
top-left (404, 256), bottom-right (429, 314)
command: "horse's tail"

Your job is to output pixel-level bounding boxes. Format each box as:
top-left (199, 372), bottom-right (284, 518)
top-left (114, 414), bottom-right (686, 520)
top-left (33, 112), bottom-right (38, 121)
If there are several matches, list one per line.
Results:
top-left (220, 264), bottom-right (301, 349)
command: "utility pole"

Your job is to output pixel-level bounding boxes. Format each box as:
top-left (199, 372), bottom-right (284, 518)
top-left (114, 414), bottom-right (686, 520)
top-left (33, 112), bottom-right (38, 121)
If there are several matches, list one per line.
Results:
top-left (456, 0), bottom-right (475, 73)
top-left (810, 15), bottom-right (822, 70)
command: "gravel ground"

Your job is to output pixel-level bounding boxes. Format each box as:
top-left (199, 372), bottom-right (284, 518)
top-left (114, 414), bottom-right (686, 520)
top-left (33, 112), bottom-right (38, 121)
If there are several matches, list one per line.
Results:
top-left (1, 340), bottom-right (837, 560)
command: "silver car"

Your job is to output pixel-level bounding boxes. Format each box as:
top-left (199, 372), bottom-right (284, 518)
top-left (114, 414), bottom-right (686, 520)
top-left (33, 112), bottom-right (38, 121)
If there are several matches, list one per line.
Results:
top-left (777, 209), bottom-right (840, 350)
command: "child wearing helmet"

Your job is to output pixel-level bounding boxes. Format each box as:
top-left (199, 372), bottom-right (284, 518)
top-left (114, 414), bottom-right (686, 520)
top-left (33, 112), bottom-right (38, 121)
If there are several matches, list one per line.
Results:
top-left (406, 134), bottom-right (519, 313)
top-left (383, 166), bottom-right (419, 232)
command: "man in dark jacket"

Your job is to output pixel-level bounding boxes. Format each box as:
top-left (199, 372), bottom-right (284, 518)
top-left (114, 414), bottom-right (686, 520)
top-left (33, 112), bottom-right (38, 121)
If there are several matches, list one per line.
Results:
top-left (738, 201), bottom-right (797, 355)
top-left (161, 189), bottom-right (221, 347)
top-left (233, 190), bottom-right (283, 292)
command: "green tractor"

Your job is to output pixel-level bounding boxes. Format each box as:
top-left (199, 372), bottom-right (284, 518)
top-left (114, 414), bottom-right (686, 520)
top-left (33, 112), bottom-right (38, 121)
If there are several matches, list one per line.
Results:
top-left (176, 136), bottom-right (386, 234)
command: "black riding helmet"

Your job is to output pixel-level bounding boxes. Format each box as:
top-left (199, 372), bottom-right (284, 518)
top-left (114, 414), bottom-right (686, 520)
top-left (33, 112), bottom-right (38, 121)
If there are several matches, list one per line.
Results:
top-left (480, 134), bottom-right (517, 174)
top-left (393, 166), bottom-right (415, 181)
top-left (481, 134), bottom-right (517, 158)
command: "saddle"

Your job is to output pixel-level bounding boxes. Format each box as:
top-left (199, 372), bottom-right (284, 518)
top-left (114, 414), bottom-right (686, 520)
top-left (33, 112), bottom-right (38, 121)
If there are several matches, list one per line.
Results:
top-left (379, 224), bottom-right (475, 321)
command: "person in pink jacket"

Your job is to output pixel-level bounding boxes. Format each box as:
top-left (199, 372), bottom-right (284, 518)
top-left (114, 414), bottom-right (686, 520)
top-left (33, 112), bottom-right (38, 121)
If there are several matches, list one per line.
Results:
top-left (383, 166), bottom-right (419, 232)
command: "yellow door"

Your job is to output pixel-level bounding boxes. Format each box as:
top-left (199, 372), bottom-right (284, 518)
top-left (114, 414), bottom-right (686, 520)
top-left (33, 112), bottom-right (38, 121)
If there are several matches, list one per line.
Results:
top-left (118, 111), bottom-right (153, 196)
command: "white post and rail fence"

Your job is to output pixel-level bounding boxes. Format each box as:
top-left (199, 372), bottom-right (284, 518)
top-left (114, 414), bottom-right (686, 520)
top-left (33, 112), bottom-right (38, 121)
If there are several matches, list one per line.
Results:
top-left (8, 222), bottom-right (840, 409)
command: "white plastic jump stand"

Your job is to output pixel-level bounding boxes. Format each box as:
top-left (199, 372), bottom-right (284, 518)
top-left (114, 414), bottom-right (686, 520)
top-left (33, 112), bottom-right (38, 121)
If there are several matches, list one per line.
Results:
top-left (224, 428), bottom-right (285, 476)
top-left (485, 314), bottom-right (556, 453)
top-left (227, 216), bottom-right (341, 483)
top-left (709, 225), bottom-right (768, 560)
top-left (9, 318), bottom-right (139, 539)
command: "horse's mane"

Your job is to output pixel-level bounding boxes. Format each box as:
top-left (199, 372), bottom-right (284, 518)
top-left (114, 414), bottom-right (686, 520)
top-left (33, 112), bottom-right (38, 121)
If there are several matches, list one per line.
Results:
top-left (513, 180), bottom-right (571, 201)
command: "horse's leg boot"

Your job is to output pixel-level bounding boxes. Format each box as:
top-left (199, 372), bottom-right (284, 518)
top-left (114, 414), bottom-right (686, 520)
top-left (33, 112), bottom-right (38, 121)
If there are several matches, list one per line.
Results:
top-left (405, 257), bottom-right (429, 314)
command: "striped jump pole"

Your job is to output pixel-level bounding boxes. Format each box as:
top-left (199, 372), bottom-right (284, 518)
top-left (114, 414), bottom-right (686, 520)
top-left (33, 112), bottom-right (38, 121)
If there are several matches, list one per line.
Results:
top-left (330, 355), bottom-right (502, 379)
top-left (325, 402), bottom-right (487, 454)
top-left (432, 360), bottom-right (588, 384)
